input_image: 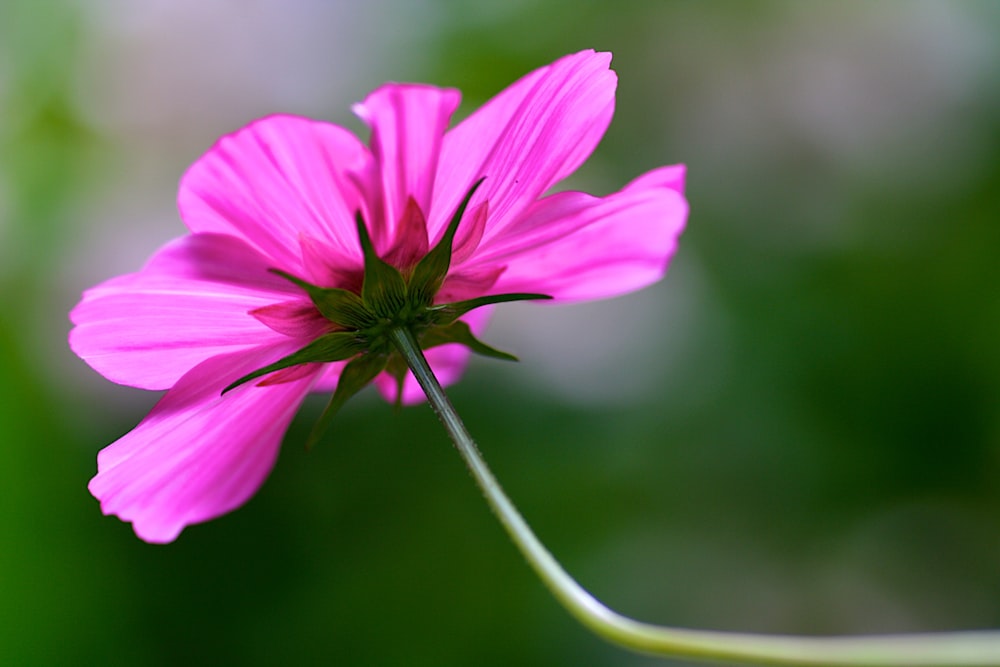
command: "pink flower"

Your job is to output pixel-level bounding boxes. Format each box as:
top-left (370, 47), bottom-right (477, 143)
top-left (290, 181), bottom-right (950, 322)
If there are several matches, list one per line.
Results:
top-left (69, 50), bottom-right (688, 543)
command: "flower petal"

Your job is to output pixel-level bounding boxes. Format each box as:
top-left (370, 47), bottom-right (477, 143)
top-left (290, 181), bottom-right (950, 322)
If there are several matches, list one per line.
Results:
top-left (374, 306), bottom-right (494, 405)
top-left (470, 165), bottom-right (688, 302)
top-left (430, 50), bottom-right (616, 242)
top-left (436, 265), bottom-right (504, 303)
top-left (69, 233), bottom-right (297, 390)
top-left (298, 233), bottom-right (365, 293)
top-left (382, 197), bottom-right (430, 271)
top-left (451, 200), bottom-right (489, 264)
top-left (88, 343), bottom-right (317, 543)
top-left (622, 163), bottom-right (686, 195)
top-left (250, 300), bottom-right (333, 339)
top-left (307, 360), bottom-right (349, 394)
top-left (352, 84), bottom-right (460, 250)
top-left (178, 114), bottom-right (371, 268)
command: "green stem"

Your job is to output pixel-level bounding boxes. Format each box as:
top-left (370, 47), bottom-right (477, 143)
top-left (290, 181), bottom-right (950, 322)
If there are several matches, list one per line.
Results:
top-left (389, 326), bottom-right (1000, 667)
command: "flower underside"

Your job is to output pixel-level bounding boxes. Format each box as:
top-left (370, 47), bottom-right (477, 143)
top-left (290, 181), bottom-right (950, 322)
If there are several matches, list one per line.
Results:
top-left (224, 177), bottom-right (551, 446)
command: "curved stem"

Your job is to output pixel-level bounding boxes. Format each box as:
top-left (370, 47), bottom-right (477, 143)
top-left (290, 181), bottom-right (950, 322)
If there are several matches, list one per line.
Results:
top-left (389, 326), bottom-right (1000, 666)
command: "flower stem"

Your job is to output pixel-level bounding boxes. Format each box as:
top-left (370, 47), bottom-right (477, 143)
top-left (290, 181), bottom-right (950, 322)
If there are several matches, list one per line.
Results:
top-left (389, 325), bottom-right (1000, 666)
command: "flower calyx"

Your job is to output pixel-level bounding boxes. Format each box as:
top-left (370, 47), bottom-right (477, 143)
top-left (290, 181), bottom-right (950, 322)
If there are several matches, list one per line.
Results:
top-left (223, 178), bottom-right (551, 444)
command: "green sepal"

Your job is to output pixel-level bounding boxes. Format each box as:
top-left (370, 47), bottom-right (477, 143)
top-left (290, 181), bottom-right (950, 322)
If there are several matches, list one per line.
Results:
top-left (306, 352), bottom-right (388, 449)
top-left (356, 213), bottom-right (409, 319)
top-left (431, 292), bottom-right (553, 326)
top-left (270, 269), bottom-right (374, 330)
top-left (408, 178), bottom-right (485, 307)
top-left (383, 354), bottom-right (410, 413)
top-left (222, 332), bottom-right (367, 394)
top-left (421, 320), bottom-right (518, 362)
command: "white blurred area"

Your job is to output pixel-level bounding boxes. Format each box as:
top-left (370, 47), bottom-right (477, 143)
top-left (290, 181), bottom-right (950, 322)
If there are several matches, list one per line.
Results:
top-left (39, 1), bottom-right (1000, 406)
top-left (648, 1), bottom-right (1000, 255)
top-left (67, 0), bottom-right (439, 286)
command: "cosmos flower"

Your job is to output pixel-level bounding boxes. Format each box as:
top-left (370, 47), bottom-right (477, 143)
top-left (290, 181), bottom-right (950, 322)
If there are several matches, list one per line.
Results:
top-left (69, 49), bottom-right (688, 543)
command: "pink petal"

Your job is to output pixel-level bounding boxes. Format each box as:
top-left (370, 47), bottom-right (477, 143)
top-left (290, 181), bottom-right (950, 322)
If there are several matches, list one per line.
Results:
top-left (250, 300), bottom-right (332, 339)
top-left (178, 115), bottom-right (371, 269)
top-left (430, 50), bottom-right (616, 243)
top-left (468, 165), bottom-right (689, 302)
top-left (374, 307), bottom-right (494, 405)
top-left (69, 234), bottom-right (298, 390)
top-left (256, 362), bottom-right (323, 387)
top-left (89, 343), bottom-right (318, 543)
top-left (298, 233), bottom-right (364, 293)
top-left (308, 360), bottom-right (349, 393)
top-left (352, 84), bottom-right (460, 250)
top-left (381, 197), bottom-right (430, 271)
top-left (623, 163), bottom-right (686, 195)
top-left (436, 265), bottom-right (504, 303)
top-left (451, 200), bottom-right (489, 264)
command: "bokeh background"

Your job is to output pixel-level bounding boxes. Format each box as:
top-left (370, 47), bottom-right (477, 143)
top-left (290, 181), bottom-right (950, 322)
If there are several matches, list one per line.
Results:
top-left (3, 1), bottom-right (999, 665)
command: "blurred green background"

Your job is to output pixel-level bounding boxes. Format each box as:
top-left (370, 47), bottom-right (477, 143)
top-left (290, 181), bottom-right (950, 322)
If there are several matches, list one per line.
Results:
top-left (2, 1), bottom-right (999, 665)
